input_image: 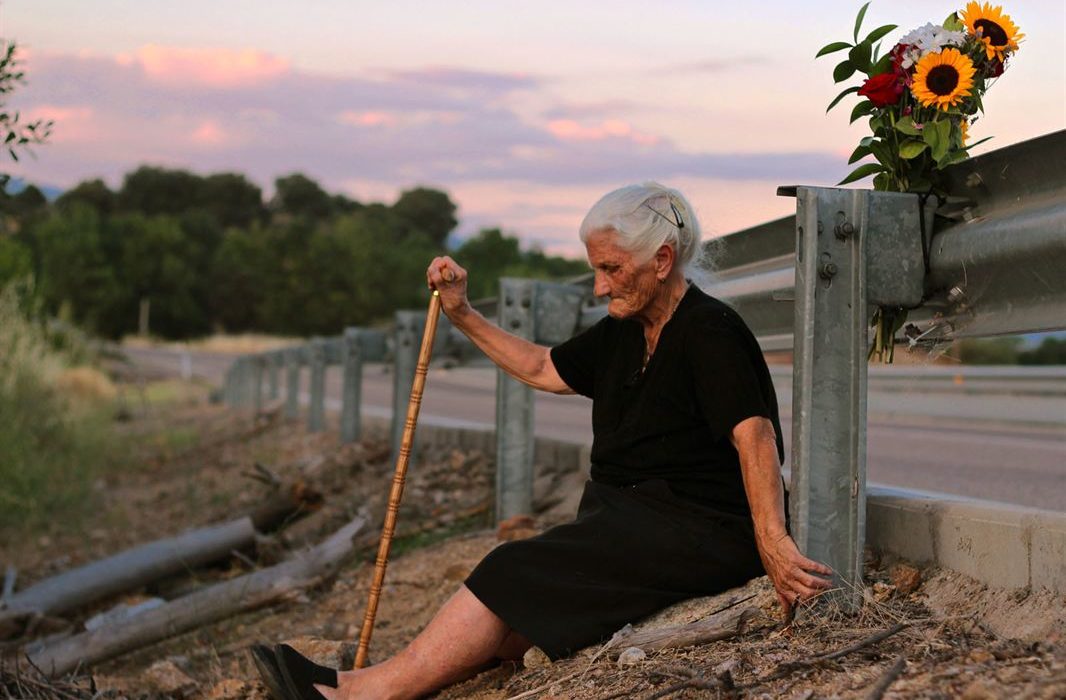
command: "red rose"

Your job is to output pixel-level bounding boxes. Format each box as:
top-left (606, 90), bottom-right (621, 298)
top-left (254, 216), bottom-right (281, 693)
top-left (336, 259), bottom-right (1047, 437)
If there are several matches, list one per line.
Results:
top-left (858, 72), bottom-right (902, 107)
top-left (890, 43), bottom-right (910, 72)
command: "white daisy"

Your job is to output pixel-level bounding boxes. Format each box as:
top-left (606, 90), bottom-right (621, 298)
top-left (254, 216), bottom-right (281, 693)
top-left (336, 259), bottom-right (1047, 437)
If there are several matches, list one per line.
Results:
top-left (898, 22), bottom-right (967, 69)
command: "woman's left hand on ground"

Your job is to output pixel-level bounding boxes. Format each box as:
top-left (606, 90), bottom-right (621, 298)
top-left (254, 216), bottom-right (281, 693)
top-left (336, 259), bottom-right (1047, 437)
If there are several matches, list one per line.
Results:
top-left (758, 532), bottom-right (834, 616)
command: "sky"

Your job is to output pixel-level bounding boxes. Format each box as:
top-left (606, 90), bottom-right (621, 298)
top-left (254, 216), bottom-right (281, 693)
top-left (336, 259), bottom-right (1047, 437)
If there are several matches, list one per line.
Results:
top-left (4, 0), bottom-right (1064, 254)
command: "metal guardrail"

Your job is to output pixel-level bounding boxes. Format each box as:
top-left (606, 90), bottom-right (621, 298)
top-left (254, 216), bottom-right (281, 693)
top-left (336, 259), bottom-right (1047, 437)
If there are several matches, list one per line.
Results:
top-left (222, 130), bottom-right (1066, 607)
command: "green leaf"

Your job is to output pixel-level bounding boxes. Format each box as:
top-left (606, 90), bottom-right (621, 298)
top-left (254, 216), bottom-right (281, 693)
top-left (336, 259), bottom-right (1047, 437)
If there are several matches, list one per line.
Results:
top-left (864, 24), bottom-right (898, 45)
top-left (848, 144), bottom-right (872, 164)
top-left (924, 119), bottom-right (952, 162)
top-left (816, 41), bottom-right (853, 58)
top-left (869, 53), bottom-right (892, 76)
top-left (854, 1), bottom-right (871, 43)
top-left (826, 85), bottom-right (861, 112)
top-left (962, 135), bottom-right (994, 152)
top-left (937, 149), bottom-right (970, 168)
top-left (872, 172), bottom-right (892, 191)
top-left (899, 139), bottom-right (928, 159)
top-left (895, 117), bottom-right (921, 136)
top-left (849, 100), bottom-right (874, 123)
top-left (943, 12), bottom-right (963, 31)
top-left (869, 114), bottom-right (886, 134)
top-left (833, 59), bottom-right (857, 83)
top-left (908, 177), bottom-right (932, 192)
top-left (837, 162), bottom-right (885, 186)
top-left (869, 139), bottom-right (894, 166)
top-left (860, 135), bottom-right (876, 147)
top-left (848, 41), bottom-right (872, 72)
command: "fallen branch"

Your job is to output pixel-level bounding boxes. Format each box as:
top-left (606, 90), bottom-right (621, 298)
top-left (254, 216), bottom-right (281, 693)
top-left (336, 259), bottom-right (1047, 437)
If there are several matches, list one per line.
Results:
top-left (503, 669), bottom-right (583, 700)
top-left (759, 622), bottom-right (910, 683)
top-left (25, 515), bottom-right (366, 677)
top-left (865, 654), bottom-right (906, 700)
top-left (0, 518), bottom-right (258, 639)
top-left (603, 605), bottom-right (758, 658)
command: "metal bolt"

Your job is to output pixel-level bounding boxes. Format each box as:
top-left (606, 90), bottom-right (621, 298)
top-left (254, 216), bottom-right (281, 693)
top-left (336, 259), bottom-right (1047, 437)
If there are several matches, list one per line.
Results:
top-left (834, 222), bottom-right (855, 240)
top-left (947, 285), bottom-right (966, 304)
top-left (819, 261), bottom-right (839, 279)
top-left (520, 297), bottom-right (531, 308)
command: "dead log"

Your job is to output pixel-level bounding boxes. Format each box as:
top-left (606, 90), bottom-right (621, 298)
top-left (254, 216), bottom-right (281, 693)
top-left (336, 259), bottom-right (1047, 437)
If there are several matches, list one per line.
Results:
top-left (603, 605), bottom-right (758, 658)
top-left (0, 517), bottom-right (257, 636)
top-left (26, 515), bottom-right (366, 677)
top-left (242, 481), bottom-right (323, 532)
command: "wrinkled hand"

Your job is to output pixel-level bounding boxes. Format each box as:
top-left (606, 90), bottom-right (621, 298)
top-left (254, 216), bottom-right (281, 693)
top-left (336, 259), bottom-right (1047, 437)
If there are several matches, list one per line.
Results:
top-left (758, 532), bottom-right (834, 618)
top-left (426, 256), bottom-right (470, 318)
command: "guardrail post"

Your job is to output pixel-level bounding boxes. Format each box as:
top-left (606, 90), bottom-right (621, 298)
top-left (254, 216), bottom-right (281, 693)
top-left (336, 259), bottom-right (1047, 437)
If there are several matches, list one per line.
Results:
top-left (223, 365), bottom-right (235, 406)
top-left (496, 278), bottom-right (536, 521)
top-left (341, 327), bottom-right (364, 444)
top-left (787, 185), bottom-right (928, 609)
top-left (308, 338), bottom-right (327, 433)
top-left (285, 348), bottom-right (300, 419)
top-left (252, 355), bottom-right (265, 413)
top-left (234, 357), bottom-right (251, 408)
top-left (392, 311), bottom-right (423, 456)
top-left (267, 351), bottom-right (280, 400)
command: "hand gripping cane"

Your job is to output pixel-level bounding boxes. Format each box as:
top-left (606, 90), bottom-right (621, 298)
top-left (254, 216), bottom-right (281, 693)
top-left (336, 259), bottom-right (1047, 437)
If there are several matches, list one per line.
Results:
top-left (353, 270), bottom-right (453, 669)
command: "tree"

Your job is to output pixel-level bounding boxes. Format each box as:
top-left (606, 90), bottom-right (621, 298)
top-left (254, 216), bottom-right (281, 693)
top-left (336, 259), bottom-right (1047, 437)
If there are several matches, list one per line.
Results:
top-left (56, 178), bottom-right (116, 215)
top-left (33, 205), bottom-right (126, 336)
top-left (0, 235), bottom-right (31, 286)
top-left (392, 187), bottom-right (456, 246)
top-left (271, 173), bottom-right (334, 221)
top-left (200, 172), bottom-right (265, 228)
top-left (118, 166), bottom-right (204, 217)
top-left (0, 40), bottom-right (52, 167)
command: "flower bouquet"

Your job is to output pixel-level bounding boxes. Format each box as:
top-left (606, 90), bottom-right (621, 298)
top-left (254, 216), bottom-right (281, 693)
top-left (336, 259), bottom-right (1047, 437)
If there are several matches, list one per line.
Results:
top-left (817, 2), bottom-right (1022, 361)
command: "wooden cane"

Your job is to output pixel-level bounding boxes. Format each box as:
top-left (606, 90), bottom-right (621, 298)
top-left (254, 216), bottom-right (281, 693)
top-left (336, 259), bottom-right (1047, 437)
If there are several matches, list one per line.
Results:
top-left (354, 271), bottom-right (452, 669)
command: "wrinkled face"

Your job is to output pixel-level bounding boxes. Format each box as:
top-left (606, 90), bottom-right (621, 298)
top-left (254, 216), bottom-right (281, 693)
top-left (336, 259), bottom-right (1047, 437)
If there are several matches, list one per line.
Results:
top-left (585, 228), bottom-right (658, 319)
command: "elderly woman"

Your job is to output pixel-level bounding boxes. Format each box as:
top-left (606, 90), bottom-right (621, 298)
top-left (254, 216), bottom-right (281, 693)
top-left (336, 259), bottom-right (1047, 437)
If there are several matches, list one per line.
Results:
top-left (266, 183), bottom-right (832, 700)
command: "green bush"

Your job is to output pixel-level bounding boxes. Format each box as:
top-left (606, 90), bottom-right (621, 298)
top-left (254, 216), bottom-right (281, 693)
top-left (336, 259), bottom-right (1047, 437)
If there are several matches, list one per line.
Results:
top-left (0, 283), bottom-right (115, 533)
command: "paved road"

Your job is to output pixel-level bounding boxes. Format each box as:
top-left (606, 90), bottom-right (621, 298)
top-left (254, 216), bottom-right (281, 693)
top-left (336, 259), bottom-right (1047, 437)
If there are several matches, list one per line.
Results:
top-left (123, 347), bottom-right (1066, 512)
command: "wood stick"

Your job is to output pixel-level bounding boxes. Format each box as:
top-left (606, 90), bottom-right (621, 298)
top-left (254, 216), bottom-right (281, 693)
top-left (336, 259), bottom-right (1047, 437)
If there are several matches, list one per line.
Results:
top-left (354, 277), bottom-right (450, 669)
top-left (604, 606), bottom-right (757, 658)
top-left (25, 516), bottom-right (365, 677)
top-left (865, 654), bottom-right (906, 700)
top-left (760, 622), bottom-right (910, 684)
top-left (0, 518), bottom-right (257, 637)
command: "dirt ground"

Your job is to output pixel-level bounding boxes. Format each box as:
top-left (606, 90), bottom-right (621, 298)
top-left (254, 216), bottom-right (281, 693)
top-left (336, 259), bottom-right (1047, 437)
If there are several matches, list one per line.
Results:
top-left (2, 379), bottom-right (1064, 699)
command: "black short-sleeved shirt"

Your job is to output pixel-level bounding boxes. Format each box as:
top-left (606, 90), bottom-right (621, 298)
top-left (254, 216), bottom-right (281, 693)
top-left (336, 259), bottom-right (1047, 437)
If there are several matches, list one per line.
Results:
top-left (549, 285), bottom-right (784, 516)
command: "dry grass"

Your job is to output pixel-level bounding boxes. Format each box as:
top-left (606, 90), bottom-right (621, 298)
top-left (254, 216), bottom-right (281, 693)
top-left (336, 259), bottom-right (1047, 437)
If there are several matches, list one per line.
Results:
top-left (54, 366), bottom-right (118, 403)
top-left (122, 334), bottom-right (299, 355)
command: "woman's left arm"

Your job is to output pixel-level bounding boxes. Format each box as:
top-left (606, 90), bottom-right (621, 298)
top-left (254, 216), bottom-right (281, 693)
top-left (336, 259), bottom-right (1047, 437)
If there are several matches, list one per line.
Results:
top-left (731, 416), bottom-right (833, 616)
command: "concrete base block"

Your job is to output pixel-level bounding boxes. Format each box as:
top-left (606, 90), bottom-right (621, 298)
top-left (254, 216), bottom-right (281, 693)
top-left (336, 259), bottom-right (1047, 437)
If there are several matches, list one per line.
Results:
top-left (1026, 513), bottom-right (1066, 591)
top-left (868, 485), bottom-right (1066, 594)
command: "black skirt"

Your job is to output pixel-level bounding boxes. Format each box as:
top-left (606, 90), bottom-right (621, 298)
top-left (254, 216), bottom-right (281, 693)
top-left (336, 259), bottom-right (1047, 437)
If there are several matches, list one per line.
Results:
top-left (464, 479), bottom-right (765, 660)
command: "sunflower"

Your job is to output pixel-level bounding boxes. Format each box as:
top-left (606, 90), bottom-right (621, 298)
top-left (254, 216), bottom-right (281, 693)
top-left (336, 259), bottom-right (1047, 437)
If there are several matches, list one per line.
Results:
top-left (911, 48), bottom-right (976, 110)
top-left (959, 119), bottom-right (970, 144)
top-left (960, 2), bottom-right (1024, 60)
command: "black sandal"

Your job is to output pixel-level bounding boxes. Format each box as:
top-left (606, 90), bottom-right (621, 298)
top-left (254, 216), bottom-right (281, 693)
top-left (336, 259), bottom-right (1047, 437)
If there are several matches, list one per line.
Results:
top-left (250, 644), bottom-right (293, 700)
top-left (275, 643), bottom-right (339, 700)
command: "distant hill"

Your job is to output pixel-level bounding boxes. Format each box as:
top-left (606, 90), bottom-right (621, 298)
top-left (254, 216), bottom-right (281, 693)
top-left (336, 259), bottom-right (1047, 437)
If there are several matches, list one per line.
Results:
top-left (4, 177), bottom-right (63, 201)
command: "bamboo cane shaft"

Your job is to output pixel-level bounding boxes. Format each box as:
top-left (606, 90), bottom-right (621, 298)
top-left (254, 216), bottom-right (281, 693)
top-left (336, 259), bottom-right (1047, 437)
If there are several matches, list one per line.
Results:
top-left (354, 290), bottom-right (443, 669)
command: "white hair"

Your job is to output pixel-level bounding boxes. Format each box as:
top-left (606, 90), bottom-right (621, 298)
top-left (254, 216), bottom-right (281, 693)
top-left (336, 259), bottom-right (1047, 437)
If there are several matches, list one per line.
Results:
top-left (579, 182), bottom-right (706, 279)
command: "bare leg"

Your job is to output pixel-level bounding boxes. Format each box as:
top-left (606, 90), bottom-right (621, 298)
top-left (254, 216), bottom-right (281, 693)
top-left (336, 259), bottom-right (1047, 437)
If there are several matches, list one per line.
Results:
top-left (317, 585), bottom-right (524, 700)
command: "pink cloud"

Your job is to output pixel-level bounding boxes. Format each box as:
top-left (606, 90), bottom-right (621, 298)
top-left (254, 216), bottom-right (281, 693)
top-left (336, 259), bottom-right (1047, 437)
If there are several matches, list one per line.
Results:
top-left (336, 109), bottom-right (464, 128)
top-left (190, 120), bottom-right (227, 146)
top-left (546, 118), bottom-right (659, 146)
top-left (117, 45), bottom-right (289, 88)
top-left (24, 105), bottom-right (94, 143)
top-left (337, 110), bottom-right (399, 128)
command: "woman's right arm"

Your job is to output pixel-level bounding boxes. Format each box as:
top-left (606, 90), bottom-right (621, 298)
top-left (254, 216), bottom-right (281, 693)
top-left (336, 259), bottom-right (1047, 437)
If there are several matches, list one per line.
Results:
top-left (427, 256), bottom-right (574, 395)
